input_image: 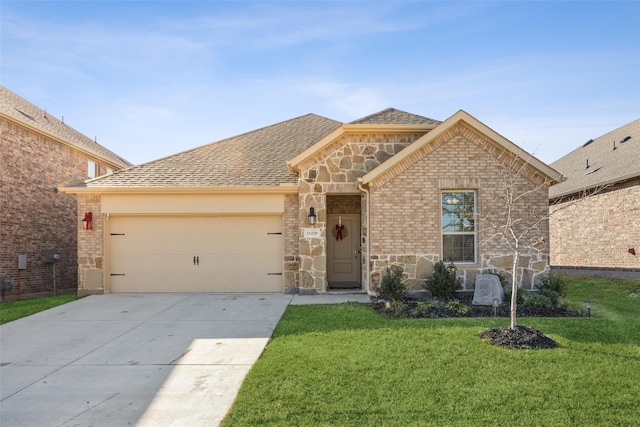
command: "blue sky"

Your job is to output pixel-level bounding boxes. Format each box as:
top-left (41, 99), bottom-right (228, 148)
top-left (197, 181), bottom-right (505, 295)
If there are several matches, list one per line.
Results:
top-left (2, 1), bottom-right (639, 166)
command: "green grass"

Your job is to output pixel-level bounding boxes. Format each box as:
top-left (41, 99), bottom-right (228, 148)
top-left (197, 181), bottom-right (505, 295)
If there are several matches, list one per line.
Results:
top-left (223, 276), bottom-right (640, 426)
top-left (0, 293), bottom-right (77, 324)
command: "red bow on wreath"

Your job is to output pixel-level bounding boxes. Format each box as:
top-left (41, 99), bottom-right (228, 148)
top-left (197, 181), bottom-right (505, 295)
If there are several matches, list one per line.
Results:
top-left (335, 224), bottom-right (345, 241)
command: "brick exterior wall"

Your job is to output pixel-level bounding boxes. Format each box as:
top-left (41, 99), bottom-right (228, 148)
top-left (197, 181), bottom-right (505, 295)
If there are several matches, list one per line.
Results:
top-left (550, 178), bottom-right (640, 272)
top-left (368, 123), bottom-right (551, 291)
top-left (0, 117), bottom-right (118, 299)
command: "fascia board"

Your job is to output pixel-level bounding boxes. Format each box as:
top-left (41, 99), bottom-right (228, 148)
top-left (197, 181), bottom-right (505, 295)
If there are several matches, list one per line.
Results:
top-left (58, 185), bottom-right (299, 195)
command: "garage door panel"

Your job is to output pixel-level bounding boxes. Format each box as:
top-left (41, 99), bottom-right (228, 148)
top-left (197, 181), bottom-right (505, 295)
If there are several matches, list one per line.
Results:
top-left (109, 216), bottom-right (283, 293)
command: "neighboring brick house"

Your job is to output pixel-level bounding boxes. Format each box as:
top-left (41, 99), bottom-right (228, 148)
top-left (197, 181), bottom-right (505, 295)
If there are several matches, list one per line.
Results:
top-left (61, 108), bottom-right (562, 296)
top-left (0, 86), bottom-right (132, 300)
top-left (549, 118), bottom-right (640, 277)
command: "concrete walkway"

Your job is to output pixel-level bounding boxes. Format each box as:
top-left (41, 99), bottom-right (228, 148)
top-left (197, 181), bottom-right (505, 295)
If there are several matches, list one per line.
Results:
top-left (0, 292), bottom-right (370, 426)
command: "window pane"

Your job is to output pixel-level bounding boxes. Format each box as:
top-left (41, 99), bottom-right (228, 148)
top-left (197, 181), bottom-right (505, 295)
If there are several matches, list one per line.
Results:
top-left (442, 192), bottom-right (475, 232)
top-left (88, 160), bottom-right (97, 178)
top-left (443, 234), bottom-right (475, 263)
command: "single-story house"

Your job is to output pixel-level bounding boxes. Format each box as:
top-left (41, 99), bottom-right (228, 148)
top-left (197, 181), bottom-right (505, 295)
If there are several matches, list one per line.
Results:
top-left (550, 118), bottom-right (640, 277)
top-left (60, 109), bottom-right (563, 296)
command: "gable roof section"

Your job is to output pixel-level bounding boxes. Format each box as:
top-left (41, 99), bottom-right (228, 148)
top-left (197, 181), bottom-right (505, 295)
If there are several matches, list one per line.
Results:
top-left (0, 86), bottom-right (132, 168)
top-left (549, 118), bottom-right (640, 199)
top-left (349, 107), bottom-right (441, 125)
top-left (70, 113), bottom-right (342, 190)
top-left (287, 108), bottom-right (440, 172)
top-left (361, 110), bottom-right (563, 188)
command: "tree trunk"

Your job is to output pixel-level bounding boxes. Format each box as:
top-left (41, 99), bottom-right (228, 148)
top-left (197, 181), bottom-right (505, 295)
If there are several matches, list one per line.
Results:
top-left (510, 250), bottom-right (519, 329)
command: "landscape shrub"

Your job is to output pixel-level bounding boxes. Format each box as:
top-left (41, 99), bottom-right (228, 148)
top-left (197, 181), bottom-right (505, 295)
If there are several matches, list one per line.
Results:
top-left (444, 299), bottom-right (470, 314)
top-left (423, 261), bottom-right (462, 301)
top-left (536, 273), bottom-right (566, 297)
top-left (522, 293), bottom-right (552, 308)
top-left (380, 267), bottom-right (406, 301)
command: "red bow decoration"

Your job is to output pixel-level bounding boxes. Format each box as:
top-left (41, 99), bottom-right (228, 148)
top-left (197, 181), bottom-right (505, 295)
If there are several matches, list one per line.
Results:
top-left (335, 224), bottom-right (344, 241)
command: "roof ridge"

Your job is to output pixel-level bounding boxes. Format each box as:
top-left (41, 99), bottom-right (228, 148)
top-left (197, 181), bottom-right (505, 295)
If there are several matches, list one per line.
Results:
top-left (349, 107), bottom-right (441, 125)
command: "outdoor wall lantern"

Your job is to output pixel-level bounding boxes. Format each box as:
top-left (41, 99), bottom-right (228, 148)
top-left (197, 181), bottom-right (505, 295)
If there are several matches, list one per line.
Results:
top-left (585, 299), bottom-right (593, 317)
top-left (307, 207), bottom-right (317, 225)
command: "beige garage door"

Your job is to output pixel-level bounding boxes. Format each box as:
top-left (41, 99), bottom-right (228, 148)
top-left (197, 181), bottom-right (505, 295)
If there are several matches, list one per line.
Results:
top-left (108, 216), bottom-right (283, 292)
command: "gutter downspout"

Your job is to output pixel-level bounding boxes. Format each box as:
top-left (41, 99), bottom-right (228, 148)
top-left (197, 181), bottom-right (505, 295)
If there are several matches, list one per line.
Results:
top-left (357, 178), bottom-right (373, 296)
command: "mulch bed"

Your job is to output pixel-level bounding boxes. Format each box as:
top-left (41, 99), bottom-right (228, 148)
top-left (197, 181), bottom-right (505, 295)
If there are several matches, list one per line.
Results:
top-left (372, 295), bottom-right (579, 349)
top-left (478, 325), bottom-right (558, 349)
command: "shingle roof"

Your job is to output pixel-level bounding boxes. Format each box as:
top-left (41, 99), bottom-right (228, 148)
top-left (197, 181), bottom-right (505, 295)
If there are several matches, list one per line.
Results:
top-left (549, 118), bottom-right (640, 198)
top-left (350, 107), bottom-right (441, 125)
top-left (0, 86), bottom-right (132, 168)
top-left (79, 114), bottom-right (342, 188)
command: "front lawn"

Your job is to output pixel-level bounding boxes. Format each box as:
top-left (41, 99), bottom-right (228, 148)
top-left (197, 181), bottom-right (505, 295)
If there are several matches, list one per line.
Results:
top-left (0, 293), bottom-right (77, 324)
top-left (223, 276), bottom-right (640, 426)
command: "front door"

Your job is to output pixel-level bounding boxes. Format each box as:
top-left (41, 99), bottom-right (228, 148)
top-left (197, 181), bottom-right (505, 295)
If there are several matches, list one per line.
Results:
top-left (327, 214), bottom-right (361, 288)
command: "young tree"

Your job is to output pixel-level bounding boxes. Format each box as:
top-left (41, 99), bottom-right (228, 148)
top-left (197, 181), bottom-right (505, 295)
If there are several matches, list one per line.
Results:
top-left (480, 144), bottom-right (608, 330)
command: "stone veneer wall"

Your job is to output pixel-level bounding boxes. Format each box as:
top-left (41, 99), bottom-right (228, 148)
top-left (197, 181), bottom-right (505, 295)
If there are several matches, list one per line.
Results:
top-left (296, 133), bottom-right (426, 293)
top-left (76, 195), bottom-right (104, 296)
top-left (550, 178), bottom-right (640, 272)
top-left (368, 123), bottom-right (551, 291)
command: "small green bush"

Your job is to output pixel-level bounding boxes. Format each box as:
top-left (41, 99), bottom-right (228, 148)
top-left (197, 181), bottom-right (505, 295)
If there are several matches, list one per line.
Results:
top-left (536, 273), bottom-right (566, 297)
top-left (380, 267), bottom-right (406, 301)
top-left (522, 293), bottom-right (552, 308)
top-left (410, 300), bottom-right (439, 316)
top-left (423, 261), bottom-right (462, 301)
top-left (445, 299), bottom-right (469, 314)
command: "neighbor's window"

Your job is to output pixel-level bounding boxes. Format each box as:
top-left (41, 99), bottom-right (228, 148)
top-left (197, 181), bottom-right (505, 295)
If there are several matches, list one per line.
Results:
top-left (88, 160), bottom-right (97, 178)
top-left (442, 191), bottom-right (476, 263)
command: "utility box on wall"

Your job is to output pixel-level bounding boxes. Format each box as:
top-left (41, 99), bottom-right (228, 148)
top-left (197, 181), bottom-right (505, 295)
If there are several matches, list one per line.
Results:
top-left (18, 255), bottom-right (27, 270)
top-left (44, 249), bottom-right (60, 263)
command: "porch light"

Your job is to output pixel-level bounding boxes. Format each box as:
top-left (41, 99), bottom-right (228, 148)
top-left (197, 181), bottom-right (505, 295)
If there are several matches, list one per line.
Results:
top-left (307, 207), bottom-right (317, 225)
top-left (585, 300), bottom-right (592, 317)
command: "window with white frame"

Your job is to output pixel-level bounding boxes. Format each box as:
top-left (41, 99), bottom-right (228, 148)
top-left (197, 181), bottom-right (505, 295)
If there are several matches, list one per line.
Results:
top-left (87, 160), bottom-right (97, 178)
top-left (441, 191), bottom-right (476, 263)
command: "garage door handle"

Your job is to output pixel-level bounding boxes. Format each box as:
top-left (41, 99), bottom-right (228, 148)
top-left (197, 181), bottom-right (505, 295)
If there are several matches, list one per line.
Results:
top-left (267, 273), bottom-right (282, 276)
top-left (193, 256), bottom-right (200, 266)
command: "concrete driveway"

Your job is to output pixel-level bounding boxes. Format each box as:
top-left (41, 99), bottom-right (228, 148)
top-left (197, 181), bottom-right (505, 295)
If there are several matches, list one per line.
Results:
top-left (0, 293), bottom-right (294, 426)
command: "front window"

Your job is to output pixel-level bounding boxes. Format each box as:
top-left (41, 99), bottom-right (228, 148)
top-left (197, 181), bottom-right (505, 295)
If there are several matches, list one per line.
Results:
top-left (442, 191), bottom-right (476, 263)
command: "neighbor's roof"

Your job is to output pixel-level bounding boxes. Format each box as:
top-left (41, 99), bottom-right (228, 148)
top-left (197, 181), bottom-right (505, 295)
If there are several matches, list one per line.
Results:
top-left (0, 86), bottom-right (132, 168)
top-left (549, 118), bottom-right (640, 199)
top-left (74, 113), bottom-right (342, 189)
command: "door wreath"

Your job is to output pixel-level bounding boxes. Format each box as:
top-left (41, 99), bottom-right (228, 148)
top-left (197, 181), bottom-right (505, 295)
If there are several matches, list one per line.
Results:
top-left (332, 223), bottom-right (348, 241)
